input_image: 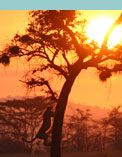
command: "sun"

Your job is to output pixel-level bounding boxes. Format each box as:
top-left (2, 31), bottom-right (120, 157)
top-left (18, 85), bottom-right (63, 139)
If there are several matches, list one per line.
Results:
top-left (86, 17), bottom-right (122, 48)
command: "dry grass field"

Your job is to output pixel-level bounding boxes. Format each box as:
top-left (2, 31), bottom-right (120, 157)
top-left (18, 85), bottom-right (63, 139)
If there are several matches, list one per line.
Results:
top-left (0, 151), bottom-right (122, 157)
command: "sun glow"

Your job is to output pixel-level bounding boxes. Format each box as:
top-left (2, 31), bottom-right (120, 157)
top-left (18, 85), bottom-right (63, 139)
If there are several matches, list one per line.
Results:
top-left (86, 17), bottom-right (122, 48)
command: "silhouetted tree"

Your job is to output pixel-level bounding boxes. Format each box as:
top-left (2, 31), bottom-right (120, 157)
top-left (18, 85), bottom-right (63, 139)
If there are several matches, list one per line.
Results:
top-left (100, 117), bottom-right (110, 151)
top-left (1, 10), bottom-right (122, 156)
top-left (65, 109), bottom-right (92, 151)
top-left (107, 106), bottom-right (122, 150)
top-left (0, 96), bottom-right (52, 153)
top-left (89, 119), bottom-right (103, 152)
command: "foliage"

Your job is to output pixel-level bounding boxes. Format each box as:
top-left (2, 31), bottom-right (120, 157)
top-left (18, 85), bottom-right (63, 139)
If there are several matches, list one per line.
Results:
top-left (0, 10), bottom-right (92, 99)
top-left (1, 11), bottom-right (122, 84)
top-left (0, 96), bottom-right (54, 153)
top-left (63, 109), bottom-right (92, 151)
top-left (1, 98), bottom-right (122, 154)
top-left (62, 106), bottom-right (122, 152)
top-left (1, 10), bottom-right (122, 156)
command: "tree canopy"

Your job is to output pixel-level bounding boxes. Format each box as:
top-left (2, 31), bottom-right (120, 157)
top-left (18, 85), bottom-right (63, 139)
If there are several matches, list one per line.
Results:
top-left (1, 11), bottom-right (122, 90)
top-left (1, 10), bottom-right (122, 157)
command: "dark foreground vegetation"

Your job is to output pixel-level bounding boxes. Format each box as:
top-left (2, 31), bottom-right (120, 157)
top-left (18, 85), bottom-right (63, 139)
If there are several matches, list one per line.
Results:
top-left (0, 151), bottom-right (122, 157)
top-left (0, 97), bottom-right (122, 157)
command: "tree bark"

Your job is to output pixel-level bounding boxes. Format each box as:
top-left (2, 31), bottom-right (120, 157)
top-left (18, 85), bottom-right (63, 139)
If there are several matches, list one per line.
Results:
top-left (51, 76), bottom-right (76, 157)
top-left (50, 58), bottom-right (83, 157)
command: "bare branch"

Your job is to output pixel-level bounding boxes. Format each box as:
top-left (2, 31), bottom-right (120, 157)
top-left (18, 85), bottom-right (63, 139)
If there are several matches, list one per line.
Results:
top-left (49, 62), bottom-right (68, 79)
top-left (62, 52), bottom-right (71, 68)
top-left (62, 25), bottom-right (87, 60)
top-left (52, 49), bottom-right (59, 62)
top-left (19, 78), bottom-right (58, 101)
top-left (99, 13), bottom-right (122, 58)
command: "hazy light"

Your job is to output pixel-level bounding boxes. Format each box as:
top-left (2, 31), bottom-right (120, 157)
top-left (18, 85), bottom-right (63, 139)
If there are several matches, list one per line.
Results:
top-left (86, 17), bottom-right (122, 48)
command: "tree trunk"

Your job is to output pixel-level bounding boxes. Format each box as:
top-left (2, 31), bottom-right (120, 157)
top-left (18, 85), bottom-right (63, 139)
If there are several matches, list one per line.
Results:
top-left (51, 76), bottom-right (76, 157)
top-left (51, 59), bottom-right (83, 157)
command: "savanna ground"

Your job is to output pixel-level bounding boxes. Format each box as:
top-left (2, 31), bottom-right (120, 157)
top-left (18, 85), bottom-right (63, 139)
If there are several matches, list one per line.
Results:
top-left (0, 151), bottom-right (122, 157)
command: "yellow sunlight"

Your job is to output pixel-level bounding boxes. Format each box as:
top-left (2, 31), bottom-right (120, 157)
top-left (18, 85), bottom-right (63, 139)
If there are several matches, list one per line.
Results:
top-left (86, 17), bottom-right (122, 49)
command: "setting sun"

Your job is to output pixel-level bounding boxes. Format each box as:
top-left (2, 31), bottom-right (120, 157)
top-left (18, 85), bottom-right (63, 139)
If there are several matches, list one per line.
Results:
top-left (86, 17), bottom-right (122, 48)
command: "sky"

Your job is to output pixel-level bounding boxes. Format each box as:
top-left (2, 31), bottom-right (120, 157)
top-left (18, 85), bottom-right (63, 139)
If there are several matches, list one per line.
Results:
top-left (0, 10), bottom-right (122, 109)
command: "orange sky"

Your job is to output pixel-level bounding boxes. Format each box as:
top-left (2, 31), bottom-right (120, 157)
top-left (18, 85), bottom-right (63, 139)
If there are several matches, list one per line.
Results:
top-left (0, 10), bottom-right (122, 109)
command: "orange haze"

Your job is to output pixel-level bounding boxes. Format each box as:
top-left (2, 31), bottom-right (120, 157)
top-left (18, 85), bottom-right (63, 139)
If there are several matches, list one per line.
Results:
top-left (0, 10), bottom-right (122, 111)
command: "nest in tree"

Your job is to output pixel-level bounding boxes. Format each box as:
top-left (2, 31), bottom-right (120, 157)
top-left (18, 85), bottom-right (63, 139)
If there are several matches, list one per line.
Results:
top-left (99, 70), bottom-right (112, 82)
top-left (27, 78), bottom-right (36, 86)
top-left (0, 55), bottom-right (10, 65)
top-left (20, 35), bottom-right (31, 43)
top-left (9, 46), bottom-right (19, 54)
top-left (114, 64), bottom-right (122, 72)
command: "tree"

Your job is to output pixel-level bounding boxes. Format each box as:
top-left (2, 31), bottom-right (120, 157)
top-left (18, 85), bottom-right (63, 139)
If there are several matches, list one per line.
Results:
top-left (100, 117), bottom-right (110, 151)
top-left (107, 106), bottom-right (122, 150)
top-left (1, 10), bottom-right (122, 157)
top-left (65, 109), bottom-right (92, 151)
top-left (0, 96), bottom-right (51, 153)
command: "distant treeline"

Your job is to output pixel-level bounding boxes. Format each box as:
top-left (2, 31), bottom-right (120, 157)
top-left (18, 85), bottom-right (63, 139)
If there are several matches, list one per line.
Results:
top-left (0, 97), bottom-right (122, 153)
top-left (0, 96), bottom-right (54, 154)
top-left (62, 106), bottom-right (122, 152)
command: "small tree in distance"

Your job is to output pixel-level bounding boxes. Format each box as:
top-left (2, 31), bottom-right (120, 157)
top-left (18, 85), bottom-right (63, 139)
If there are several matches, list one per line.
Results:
top-left (1, 10), bottom-right (122, 157)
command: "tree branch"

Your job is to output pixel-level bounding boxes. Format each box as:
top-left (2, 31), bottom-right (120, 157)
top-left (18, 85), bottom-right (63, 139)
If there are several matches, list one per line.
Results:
top-left (20, 78), bottom-right (58, 101)
top-left (49, 62), bottom-right (68, 79)
top-left (62, 51), bottom-right (71, 68)
top-left (62, 25), bottom-right (87, 60)
top-left (99, 13), bottom-right (122, 57)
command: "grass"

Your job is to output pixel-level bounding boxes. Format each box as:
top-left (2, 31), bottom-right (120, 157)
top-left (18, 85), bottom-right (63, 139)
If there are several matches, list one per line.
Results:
top-left (0, 151), bottom-right (122, 157)
top-left (0, 153), bottom-right (49, 157)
